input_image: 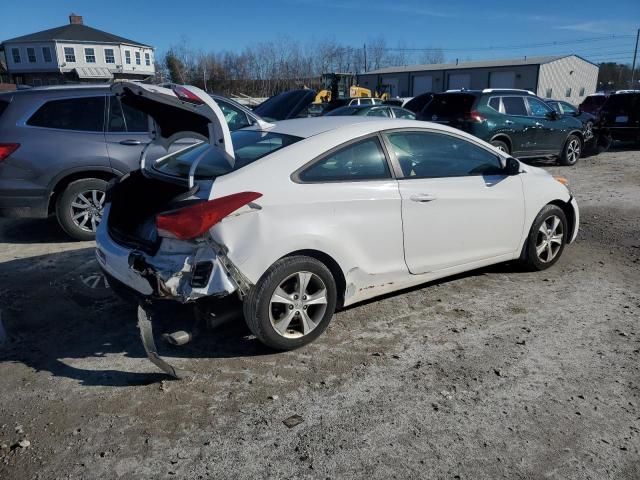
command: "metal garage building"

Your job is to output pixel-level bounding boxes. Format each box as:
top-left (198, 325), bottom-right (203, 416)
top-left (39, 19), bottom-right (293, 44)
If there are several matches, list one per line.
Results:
top-left (357, 55), bottom-right (598, 104)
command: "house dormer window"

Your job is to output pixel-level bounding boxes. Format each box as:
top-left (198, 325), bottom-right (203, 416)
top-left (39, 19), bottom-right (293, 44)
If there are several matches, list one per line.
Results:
top-left (135, 51), bottom-right (141, 65)
top-left (85, 48), bottom-right (96, 63)
top-left (64, 47), bottom-right (76, 63)
top-left (124, 50), bottom-right (131, 65)
top-left (12, 48), bottom-right (21, 63)
top-left (104, 48), bottom-right (115, 64)
top-left (27, 48), bottom-right (37, 63)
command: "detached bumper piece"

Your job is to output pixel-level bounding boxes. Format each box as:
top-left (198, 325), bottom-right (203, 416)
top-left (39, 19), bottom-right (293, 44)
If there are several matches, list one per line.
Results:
top-left (137, 303), bottom-right (189, 379)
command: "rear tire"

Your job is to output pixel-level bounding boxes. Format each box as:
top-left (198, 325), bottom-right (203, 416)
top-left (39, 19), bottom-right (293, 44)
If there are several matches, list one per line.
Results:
top-left (520, 205), bottom-right (568, 271)
top-left (490, 139), bottom-right (510, 154)
top-left (558, 134), bottom-right (582, 166)
top-left (243, 255), bottom-right (337, 350)
top-left (56, 178), bottom-right (108, 241)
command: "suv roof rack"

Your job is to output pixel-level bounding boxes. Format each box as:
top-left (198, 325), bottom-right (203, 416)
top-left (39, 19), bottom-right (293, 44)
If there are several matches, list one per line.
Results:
top-left (614, 89), bottom-right (640, 94)
top-left (482, 88), bottom-right (536, 95)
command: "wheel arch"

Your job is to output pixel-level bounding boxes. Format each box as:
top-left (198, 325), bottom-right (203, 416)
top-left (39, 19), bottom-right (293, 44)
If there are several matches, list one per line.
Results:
top-left (282, 249), bottom-right (347, 309)
top-left (548, 199), bottom-right (576, 243)
top-left (47, 168), bottom-right (121, 215)
top-left (490, 134), bottom-right (512, 153)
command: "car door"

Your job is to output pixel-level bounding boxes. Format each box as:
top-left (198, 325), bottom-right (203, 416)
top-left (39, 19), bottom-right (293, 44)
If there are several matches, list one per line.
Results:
top-left (526, 96), bottom-right (564, 153)
top-left (383, 129), bottom-right (525, 274)
top-left (500, 96), bottom-right (538, 155)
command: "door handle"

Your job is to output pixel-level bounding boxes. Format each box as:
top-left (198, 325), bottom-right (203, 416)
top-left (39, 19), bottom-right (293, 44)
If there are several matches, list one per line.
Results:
top-left (410, 193), bottom-right (437, 203)
top-left (505, 120), bottom-right (513, 125)
top-left (119, 139), bottom-right (142, 146)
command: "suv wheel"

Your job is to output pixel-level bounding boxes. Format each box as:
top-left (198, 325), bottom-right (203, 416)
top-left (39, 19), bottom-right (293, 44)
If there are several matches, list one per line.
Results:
top-left (558, 134), bottom-right (582, 166)
top-left (490, 139), bottom-right (510, 154)
top-left (243, 255), bottom-right (337, 350)
top-left (56, 178), bottom-right (108, 241)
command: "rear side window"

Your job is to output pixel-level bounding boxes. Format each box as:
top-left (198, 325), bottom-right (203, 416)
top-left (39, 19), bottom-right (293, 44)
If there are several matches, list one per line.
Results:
top-left (582, 95), bottom-right (606, 108)
top-left (299, 137), bottom-right (391, 182)
top-left (27, 96), bottom-right (105, 131)
top-left (423, 94), bottom-right (476, 118)
top-left (155, 131), bottom-right (302, 179)
top-left (502, 96), bottom-right (527, 116)
top-left (488, 97), bottom-right (501, 112)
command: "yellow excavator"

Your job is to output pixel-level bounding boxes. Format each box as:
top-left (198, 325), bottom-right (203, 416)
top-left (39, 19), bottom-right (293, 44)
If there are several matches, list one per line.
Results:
top-left (313, 73), bottom-right (389, 104)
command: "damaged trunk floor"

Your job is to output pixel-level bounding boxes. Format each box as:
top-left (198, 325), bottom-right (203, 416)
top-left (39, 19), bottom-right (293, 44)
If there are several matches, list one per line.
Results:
top-left (1, 148), bottom-right (639, 479)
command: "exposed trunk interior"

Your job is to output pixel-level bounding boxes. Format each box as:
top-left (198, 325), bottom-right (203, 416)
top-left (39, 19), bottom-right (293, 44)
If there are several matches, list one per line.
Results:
top-left (107, 170), bottom-right (198, 253)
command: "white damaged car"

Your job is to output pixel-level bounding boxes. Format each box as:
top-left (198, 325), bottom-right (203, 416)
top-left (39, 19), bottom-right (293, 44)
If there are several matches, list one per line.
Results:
top-left (96, 82), bottom-right (579, 375)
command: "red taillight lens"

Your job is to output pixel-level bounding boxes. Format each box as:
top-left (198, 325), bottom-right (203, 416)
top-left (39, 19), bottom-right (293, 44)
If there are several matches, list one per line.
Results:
top-left (0, 143), bottom-right (19, 162)
top-left (172, 85), bottom-right (205, 105)
top-left (156, 192), bottom-right (262, 240)
top-left (466, 110), bottom-right (485, 123)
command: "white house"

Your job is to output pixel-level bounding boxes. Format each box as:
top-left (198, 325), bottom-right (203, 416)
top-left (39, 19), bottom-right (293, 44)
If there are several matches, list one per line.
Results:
top-left (0, 14), bottom-right (155, 85)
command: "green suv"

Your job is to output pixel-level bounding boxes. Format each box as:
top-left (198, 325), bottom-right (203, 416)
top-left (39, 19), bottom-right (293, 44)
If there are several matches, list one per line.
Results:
top-left (419, 89), bottom-right (585, 165)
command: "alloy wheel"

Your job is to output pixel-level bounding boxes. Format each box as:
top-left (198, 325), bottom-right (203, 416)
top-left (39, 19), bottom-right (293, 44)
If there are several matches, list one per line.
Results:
top-left (566, 139), bottom-right (581, 164)
top-left (535, 215), bottom-right (564, 263)
top-left (269, 271), bottom-right (328, 338)
top-left (70, 189), bottom-right (105, 233)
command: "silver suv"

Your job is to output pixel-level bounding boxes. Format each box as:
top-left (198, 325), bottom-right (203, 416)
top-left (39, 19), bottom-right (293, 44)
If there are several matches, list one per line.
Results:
top-left (0, 85), bottom-right (261, 240)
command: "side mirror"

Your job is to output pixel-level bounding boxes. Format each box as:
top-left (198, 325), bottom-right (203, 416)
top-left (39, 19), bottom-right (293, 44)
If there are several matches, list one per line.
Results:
top-left (546, 110), bottom-right (558, 120)
top-left (505, 157), bottom-right (521, 175)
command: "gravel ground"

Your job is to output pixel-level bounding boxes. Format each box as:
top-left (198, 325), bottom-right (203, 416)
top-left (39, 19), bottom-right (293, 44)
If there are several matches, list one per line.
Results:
top-left (0, 147), bottom-right (639, 479)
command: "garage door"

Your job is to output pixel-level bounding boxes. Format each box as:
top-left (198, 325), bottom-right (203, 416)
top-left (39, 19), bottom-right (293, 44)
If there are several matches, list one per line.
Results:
top-left (413, 75), bottom-right (433, 95)
top-left (381, 76), bottom-right (399, 97)
top-left (448, 73), bottom-right (471, 90)
top-left (489, 71), bottom-right (516, 88)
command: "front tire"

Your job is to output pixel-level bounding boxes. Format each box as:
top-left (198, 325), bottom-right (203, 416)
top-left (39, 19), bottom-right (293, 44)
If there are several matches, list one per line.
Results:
top-left (56, 178), bottom-right (108, 241)
top-left (558, 134), bottom-right (582, 166)
top-left (243, 256), bottom-right (337, 350)
top-left (521, 205), bottom-right (568, 271)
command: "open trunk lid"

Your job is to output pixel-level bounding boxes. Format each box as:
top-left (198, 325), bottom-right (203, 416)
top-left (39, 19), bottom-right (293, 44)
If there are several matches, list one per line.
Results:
top-left (111, 82), bottom-right (235, 172)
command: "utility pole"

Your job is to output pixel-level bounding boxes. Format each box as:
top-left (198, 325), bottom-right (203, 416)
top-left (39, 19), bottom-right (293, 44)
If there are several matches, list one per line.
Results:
top-left (364, 44), bottom-right (367, 72)
top-left (631, 28), bottom-right (639, 89)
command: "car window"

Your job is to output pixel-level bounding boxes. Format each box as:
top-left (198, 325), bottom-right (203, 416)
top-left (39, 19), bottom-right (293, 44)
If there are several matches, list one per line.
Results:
top-left (422, 93), bottom-right (476, 119)
top-left (366, 107), bottom-right (390, 117)
top-left (155, 131), bottom-right (302, 179)
top-left (547, 101), bottom-right (562, 114)
top-left (501, 96), bottom-right (527, 116)
top-left (560, 102), bottom-right (577, 114)
top-left (527, 97), bottom-right (553, 117)
top-left (488, 97), bottom-right (501, 112)
top-left (386, 131), bottom-right (503, 179)
top-left (107, 96), bottom-right (148, 133)
top-left (299, 137), bottom-right (391, 182)
top-left (392, 108), bottom-right (415, 119)
top-left (27, 96), bottom-right (105, 131)
top-left (216, 99), bottom-right (251, 131)
top-left (360, 98), bottom-right (373, 105)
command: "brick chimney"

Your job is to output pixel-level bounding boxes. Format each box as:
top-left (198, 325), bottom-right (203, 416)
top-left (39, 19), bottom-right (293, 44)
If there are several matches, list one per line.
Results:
top-left (69, 13), bottom-right (83, 25)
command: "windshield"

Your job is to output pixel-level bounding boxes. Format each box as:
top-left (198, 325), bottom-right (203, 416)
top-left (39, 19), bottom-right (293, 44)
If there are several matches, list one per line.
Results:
top-left (253, 90), bottom-right (315, 121)
top-left (153, 130), bottom-right (302, 178)
top-left (581, 95), bottom-right (606, 108)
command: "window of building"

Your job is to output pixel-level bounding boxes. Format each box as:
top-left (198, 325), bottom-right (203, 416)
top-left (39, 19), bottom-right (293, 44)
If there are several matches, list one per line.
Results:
top-left (42, 47), bottom-right (52, 63)
top-left (565, 87), bottom-right (572, 97)
top-left (545, 88), bottom-right (553, 98)
top-left (27, 96), bottom-right (105, 132)
top-left (11, 48), bottom-right (21, 64)
top-left (104, 48), bottom-right (115, 64)
top-left (84, 48), bottom-right (96, 63)
top-left (135, 51), bottom-right (141, 65)
top-left (386, 131), bottom-right (503, 179)
top-left (579, 87), bottom-right (585, 97)
top-left (27, 48), bottom-right (37, 63)
top-left (124, 50), bottom-right (131, 65)
top-left (64, 47), bottom-right (76, 63)
top-left (299, 138), bottom-right (391, 183)
top-left (145, 52), bottom-right (151, 66)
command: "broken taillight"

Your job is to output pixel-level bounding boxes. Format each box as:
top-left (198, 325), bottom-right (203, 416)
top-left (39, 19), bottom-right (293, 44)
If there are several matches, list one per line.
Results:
top-left (172, 85), bottom-right (205, 105)
top-left (156, 192), bottom-right (262, 240)
top-left (0, 143), bottom-right (19, 162)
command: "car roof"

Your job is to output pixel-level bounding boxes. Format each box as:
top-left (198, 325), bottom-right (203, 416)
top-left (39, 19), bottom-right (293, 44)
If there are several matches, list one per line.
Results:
top-left (244, 116), bottom-right (462, 139)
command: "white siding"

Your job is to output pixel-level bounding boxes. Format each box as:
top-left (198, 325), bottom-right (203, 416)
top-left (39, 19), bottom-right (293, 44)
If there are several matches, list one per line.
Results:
top-left (537, 55), bottom-right (598, 104)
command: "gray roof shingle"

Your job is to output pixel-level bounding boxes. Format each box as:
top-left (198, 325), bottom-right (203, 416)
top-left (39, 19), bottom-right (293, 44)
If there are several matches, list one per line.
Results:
top-left (2, 23), bottom-right (151, 48)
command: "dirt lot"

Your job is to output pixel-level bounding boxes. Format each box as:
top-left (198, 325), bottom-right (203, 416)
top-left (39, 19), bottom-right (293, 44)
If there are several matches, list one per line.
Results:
top-left (1, 147), bottom-right (639, 479)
